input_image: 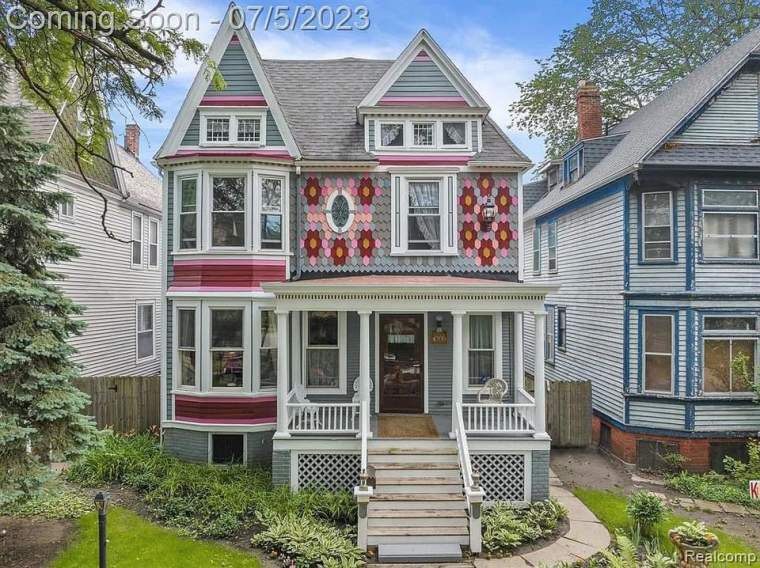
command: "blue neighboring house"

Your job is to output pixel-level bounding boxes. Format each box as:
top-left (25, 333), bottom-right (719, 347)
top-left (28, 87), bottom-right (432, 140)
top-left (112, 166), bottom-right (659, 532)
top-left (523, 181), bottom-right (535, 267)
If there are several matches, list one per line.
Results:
top-left (523, 29), bottom-right (760, 472)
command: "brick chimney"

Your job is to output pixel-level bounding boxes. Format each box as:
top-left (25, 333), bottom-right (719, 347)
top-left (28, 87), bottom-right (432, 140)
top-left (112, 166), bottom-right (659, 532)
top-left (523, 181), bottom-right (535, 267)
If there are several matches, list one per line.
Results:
top-left (576, 80), bottom-right (602, 141)
top-left (124, 124), bottom-right (140, 158)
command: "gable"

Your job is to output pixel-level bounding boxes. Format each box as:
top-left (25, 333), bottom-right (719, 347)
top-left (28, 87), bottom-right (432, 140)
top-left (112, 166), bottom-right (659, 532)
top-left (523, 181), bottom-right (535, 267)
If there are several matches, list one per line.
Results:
top-left (383, 49), bottom-right (460, 99)
top-left (205, 36), bottom-right (262, 97)
top-left (671, 71), bottom-right (759, 144)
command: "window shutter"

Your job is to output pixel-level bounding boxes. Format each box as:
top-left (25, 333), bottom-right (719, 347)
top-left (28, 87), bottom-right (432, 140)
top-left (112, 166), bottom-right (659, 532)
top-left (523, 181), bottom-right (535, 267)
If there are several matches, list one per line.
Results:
top-left (442, 175), bottom-right (458, 254)
top-left (391, 175), bottom-right (404, 253)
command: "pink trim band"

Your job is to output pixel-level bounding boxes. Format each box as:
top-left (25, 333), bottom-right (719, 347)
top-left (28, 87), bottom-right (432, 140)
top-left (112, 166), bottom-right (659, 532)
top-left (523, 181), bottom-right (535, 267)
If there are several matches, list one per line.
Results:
top-left (169, 150), bottom-right (292, 160)
top-left (174, 259), bottom-right (286, 267)
top-left (168, 286), bottom-right (264, 293)
top-left (175, 394), bottom-right (277, 404)
top-left (174, 416), bottom-right (275, 425)
top-left (200, 95), bottom-right (267, 106)
top-left (378, 154), bottom-right (471, 166)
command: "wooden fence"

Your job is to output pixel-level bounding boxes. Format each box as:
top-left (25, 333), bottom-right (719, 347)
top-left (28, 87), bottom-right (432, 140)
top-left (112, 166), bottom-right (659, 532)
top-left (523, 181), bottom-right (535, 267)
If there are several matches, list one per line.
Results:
top-left (73, 375), bottom-right (160, 433)
top-left (546, 379), bottom-right (592, 447)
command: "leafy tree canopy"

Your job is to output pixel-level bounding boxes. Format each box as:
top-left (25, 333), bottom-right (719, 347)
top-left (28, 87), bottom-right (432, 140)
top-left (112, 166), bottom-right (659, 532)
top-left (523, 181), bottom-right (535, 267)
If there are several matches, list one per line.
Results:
top-left (510, 0), bottom-right (760, 159)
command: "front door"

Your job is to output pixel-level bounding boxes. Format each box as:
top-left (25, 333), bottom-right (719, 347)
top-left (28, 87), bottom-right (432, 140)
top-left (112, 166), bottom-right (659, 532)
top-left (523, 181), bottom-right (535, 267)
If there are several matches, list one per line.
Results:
top-left (379, 314), bottom-right (425, 413)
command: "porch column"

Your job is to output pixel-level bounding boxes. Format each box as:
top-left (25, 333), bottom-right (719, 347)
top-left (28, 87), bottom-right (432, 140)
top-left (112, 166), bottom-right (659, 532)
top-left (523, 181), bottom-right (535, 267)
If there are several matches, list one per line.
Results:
top-left (533, 310), bottom-right (549, 440)
top-left (513, 312), bottom-right (524, 393)
top-left (450, 310), bottom-right (466, 437)
top-left (358, 310), bottom-right (372, 436)
top-left (275, 309), bottom-right (290, 438)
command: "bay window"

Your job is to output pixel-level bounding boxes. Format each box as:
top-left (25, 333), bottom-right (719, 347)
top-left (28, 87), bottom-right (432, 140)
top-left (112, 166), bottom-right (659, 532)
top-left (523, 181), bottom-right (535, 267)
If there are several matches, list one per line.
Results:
top-left (468, 315), bottom-right (494, 387)
top-left (703, 316), bottom-right (758, 395)
top-left (177, 307), bottom-right (198, 388)
top-left (178, 177), bottom-right (199, 250)
top-left (305, 311), bottom-right (341, 390)
top-left (642, 314), bottom-right (673, 393)
top-left (211, 175), bottom-right (246, 248)
top-left (210, 308), bottom-right (244, 389)
top-left (259, 176), bottom-right (283, 250)
top-left (258, 309), bottom-right (277, 390)
top-left (701, 189), bottom-right (759, 260)
top-left (642, 192), bottom-right (673, 261)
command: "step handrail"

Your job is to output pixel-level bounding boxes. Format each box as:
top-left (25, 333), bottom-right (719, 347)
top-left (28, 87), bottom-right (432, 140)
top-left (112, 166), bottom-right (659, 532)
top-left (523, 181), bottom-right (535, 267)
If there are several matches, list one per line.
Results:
top-left (455, 402), bottom-right (484, 555)
top-left (354, 399), bottom-right (372, 551)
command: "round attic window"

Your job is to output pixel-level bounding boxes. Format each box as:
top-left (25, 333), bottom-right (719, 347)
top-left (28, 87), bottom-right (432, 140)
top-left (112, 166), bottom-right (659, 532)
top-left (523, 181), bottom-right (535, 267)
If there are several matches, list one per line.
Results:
top-left (326, 191), bottom-right (354, 233)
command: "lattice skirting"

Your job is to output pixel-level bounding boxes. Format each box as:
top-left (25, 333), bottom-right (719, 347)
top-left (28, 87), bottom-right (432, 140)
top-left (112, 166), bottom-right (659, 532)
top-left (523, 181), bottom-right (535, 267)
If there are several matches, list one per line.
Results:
top-left (472, 453), bottom-right (527, 503)
top-left (296, 452), bottom-right (360, 492)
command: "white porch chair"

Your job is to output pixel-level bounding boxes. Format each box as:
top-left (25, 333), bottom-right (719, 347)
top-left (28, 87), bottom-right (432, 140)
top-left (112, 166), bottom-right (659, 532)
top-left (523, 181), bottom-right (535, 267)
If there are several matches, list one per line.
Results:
top-left (291, 384), bottom-right (321, 430)
top-left (351, 376), bottom-right (375, 404)
top-left (477, 377), bottom-right (508, 403)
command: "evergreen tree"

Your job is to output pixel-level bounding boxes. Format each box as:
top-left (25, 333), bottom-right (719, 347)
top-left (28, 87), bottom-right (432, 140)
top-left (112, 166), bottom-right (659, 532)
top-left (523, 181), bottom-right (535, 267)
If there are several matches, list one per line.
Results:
top-left (0, 105), bottom-right (98, 505)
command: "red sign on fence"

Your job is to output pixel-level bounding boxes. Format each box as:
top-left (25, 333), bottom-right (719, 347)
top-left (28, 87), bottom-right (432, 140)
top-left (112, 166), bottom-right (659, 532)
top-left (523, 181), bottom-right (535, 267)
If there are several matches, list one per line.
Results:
top-left (751, 480), bottom-right (760, 500)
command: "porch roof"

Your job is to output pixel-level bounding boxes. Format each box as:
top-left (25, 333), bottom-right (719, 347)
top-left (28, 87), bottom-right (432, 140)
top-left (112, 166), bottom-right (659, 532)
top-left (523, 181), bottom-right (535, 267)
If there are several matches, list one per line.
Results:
top-left (262, 275), bottom-right (558, 312)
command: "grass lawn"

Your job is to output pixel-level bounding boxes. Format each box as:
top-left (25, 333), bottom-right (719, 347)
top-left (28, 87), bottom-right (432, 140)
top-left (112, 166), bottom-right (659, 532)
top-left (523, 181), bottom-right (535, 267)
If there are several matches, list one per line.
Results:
top-left (51, 507), bottom-right (262, 568)
top-left (574, 488), bottom-right (760, 568)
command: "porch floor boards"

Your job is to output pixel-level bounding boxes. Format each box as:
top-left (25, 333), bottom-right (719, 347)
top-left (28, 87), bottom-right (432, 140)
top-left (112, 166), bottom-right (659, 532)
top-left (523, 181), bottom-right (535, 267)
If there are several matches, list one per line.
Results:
top-left (371, 412), bottom-right (451, 440)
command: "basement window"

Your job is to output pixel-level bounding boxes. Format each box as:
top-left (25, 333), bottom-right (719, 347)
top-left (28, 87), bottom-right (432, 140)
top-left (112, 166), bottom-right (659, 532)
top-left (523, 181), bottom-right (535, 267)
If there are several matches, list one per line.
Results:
top-left (211, 434), bottom-right (245, 465)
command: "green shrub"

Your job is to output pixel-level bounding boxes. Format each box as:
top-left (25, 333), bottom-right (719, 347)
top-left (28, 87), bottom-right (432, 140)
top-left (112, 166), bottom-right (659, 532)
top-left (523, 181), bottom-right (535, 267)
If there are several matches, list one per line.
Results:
top-left (481, 498), bottom-right (567, 555)
top-left (626, 491), bottom-right (666, 536)
top-left (251, 511), bottom-right (364, 568)
top-left (0, 486), bottom-right (91, 519)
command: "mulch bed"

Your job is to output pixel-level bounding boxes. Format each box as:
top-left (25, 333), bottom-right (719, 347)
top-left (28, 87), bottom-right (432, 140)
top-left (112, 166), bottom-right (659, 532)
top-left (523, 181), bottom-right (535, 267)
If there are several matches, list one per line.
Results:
top-left (0, 516), bottom-right (75, 568)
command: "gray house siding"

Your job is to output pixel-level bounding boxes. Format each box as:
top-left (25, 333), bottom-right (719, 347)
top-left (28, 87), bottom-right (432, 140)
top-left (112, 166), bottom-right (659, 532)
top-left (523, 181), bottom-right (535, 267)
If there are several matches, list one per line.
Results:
top-left (163, 428), bottom-right (275, 466)
top-left (385, 59), bottom-right (458, 96)
top-left (48, 177), bottom-right (162, 378)
top-left (205, 41), bottom-right (263, 96)
top-left (524, 191), bottom-right (626, 423)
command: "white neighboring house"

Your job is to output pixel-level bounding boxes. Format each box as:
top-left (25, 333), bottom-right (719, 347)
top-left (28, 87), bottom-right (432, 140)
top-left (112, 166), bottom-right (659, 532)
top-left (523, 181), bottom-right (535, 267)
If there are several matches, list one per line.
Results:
top-left (7, 79), bottom-right (163, 378)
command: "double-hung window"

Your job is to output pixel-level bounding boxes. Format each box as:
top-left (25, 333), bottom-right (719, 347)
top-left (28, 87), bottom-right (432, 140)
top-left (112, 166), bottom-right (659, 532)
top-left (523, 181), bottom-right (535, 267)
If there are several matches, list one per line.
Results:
top-left (211, 175), bottom-right (246, 248)
top-left (703, 316), bottom-right (758, 395)
top-left (545, 307), bottom-right (556, 364)
top-left (642, 192), bottom-right (673, 261)
top-left (258, 309), bottom-right (277, 390)
top-left (642, 314), bottom-right (673, 393)
top-left (557, 307), bottom-right (567, 351)
top-left (305, 311), bottom-right (341, 390)
top-left (201, 111), bottom-right (264, 146)
top-left (468, 315), bottom-right (495, 387)
top-left (392, 175), bottom-right (456, 254)
top-left (58, 194), bottom-right (74, 220)
top-left (178, 177), bottom-right (199, 250)
top-left (259, 176), bottom-right (283, 250)
top-left (547, 221), bottom-right (558, 272)
top-left (131, 213), bottom-right (143, 267)
top-left (407, 180), bottom-right (441, 251)
top-left (701, 189), bottom-right (759, 260)
top-left (149, 219), bottom-right (159, 268)
top-left (177, 307), bottom-right (198, 388)
top-left (136, 302), bottom-right (154, 360)
top-left (532, 225), bottom-right (541, 273)
top-left (210, 308), bottom-right (245, 389)
top-left (565, 150), bottom-right (582, 184)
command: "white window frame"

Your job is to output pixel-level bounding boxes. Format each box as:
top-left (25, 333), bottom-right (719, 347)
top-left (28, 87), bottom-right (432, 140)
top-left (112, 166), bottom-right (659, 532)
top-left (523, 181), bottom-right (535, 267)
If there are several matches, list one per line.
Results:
top-left (301, 311), bottom-right (347, 395)
top-left (701, 315), bottom-right (758, 397)
top-left (701, 188), bottom-right (760, 261)
top-left (642, 314), bottom-right (674, 395)
top-left (545, 306), bottom-right (555, 364)
top-left (208, 432), bottom-right (247, 466)
top-left (253, 303), bottom-right (278, 393)
top-left (135, 301), bottom-right (155, 362)
top-left (199, 109), bottom-right (267, 147)
top-left (174, 171), bottom-right (202, 252)
top-left (148, 218), bottom-right (159, 269)
top-left (390, 174), bottom-right (457, 255)
top-left (375, 119), bottom-right (472, 151)
top-left (532, 225), bottom-right (541, 274)
top-left (206, 170), bottom-right (250, 251)
top-left (642, 191), bottom-right (674, 262)
top-left (464, 312), bottom-right (503, 393)
top-left (173, 301), bottom-right (201, 392)
top-left (203, 301), bottom-right (251, 392)
top-left (253, 170), bottom-right (288, 253)
top-left (131, 212), bottom-right (144, 269)
top-left (57, 193), bottom-right (75, 221)
top-left (547, 221), bottom-right (558, 273)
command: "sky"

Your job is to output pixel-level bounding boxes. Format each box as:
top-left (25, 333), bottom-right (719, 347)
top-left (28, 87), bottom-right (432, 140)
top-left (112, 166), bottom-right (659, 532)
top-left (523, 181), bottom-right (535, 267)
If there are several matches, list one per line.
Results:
top-left (114, 1), bottom-right (593, 173)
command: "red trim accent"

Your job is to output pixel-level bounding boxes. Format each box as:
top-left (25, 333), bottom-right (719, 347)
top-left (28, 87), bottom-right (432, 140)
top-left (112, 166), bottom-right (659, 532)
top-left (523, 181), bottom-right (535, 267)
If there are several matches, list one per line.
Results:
top-left (377, 154), bottom-right (471, 166)
top-left (200, 95), bottom-right (268, 106)
top-left (174, 394), bottom-right (276, 425)
top-left (171, 258), bottom-right (287, 291)
top-left (378, 96), bottom-right (468, 107)
top-left (168, 149), bottom-right (292, 160)
top-left (229, 34), bottom-right (240, 43)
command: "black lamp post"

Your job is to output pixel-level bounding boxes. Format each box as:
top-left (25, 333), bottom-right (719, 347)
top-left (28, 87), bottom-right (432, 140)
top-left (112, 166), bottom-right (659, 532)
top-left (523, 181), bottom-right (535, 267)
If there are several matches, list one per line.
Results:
top-left (93, 492), bottom-right (110, 568)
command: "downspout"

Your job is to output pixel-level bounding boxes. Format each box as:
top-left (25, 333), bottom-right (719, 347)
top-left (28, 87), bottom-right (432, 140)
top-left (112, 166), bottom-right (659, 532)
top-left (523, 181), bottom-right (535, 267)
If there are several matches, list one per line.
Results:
top-left (294, 164), bottom-right (302, 281)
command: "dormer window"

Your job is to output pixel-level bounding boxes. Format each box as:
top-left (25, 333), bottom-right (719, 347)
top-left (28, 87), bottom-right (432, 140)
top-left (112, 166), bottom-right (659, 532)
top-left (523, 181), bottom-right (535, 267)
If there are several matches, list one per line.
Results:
top-left (412, 122), bottom-right (435, 146)
top-left (200, 110), bottom-right (266, 146)
top-left (442, 121), bottom-right (466, 147)
top-left (381, 122), bottom-right (404, 147)
top-left (564, 150), bottom-right (583, 184)
top-left (376, 119), bottom-right (471, 151)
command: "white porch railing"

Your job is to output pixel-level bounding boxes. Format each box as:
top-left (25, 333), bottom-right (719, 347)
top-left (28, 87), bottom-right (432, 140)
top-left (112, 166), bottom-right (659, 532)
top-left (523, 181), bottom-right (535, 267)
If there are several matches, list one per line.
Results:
top-left (454, 402), bottom-right (484, 554)
top-left (462, 391), bottom-right (536, 435)
top-left (355, 399), bottom-right (373, 551)
top-left (285, 389), bottom-right (360, 434)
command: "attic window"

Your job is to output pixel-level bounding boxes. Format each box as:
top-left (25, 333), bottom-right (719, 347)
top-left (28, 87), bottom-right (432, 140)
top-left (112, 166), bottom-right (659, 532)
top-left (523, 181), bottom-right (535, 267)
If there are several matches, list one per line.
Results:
top-left (200, 111), bottom-right (266, 146)
top-left (442, 122), bottom-right (466, 146)
top-left (206, 118), bottom-right (230, 142)
top-left (564, 150), bottom-right (583, 184)
top-left (381, 122), bottom-right (404, 147)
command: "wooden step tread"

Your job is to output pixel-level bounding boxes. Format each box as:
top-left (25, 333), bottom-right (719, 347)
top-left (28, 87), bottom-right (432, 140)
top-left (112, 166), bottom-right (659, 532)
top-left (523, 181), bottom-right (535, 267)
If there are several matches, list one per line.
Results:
top-left (371, 463), bottom-right (460, 470)
top-left (370, 509), bottom-right (467, 518)
top-left (369, 448), bottom-right (458, 455)
top-left (372, 493), bottom-right (465, 502)
top-left (375, 563), bottom-right (472, 568)
top-left (368, 527), bottom-right (469, 537)
top-left (376, 477), bottom-right (462, 485)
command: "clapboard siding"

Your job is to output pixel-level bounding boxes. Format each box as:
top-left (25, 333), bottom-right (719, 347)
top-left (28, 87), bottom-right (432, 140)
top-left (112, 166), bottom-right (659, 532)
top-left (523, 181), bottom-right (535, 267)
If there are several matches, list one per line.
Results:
top-left (672, 72), bottom-right (759, 144)
top-left (693, 404), bottom-right (760, 431)
top-left (386, 60), bottom-right (459, 95)
top-left (428, 312), bottom-right (453, 413)
top-left (629, 400), bottom-right (686, 430)
top-left (163, 427), bottom-right (208, 463)
top-left (524, 192), bottom-right (626, 422)
top-left (205, 41), bottom-right (262, 96)
top-left (367, 119), bottom-right (375, 151)
top-left (181, 109), bottom-right (284, 148)
top-left (48, 177), bottom-right (162, 378)
top-left (629, 187), bottom-right (687, 291)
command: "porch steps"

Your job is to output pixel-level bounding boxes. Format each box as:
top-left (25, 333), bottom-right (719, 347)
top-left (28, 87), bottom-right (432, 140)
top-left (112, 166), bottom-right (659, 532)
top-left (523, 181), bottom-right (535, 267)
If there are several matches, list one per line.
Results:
top-left (376, 544), bottom-right (468, 564)
top-left (367, 438), bottom-right (468, 559)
